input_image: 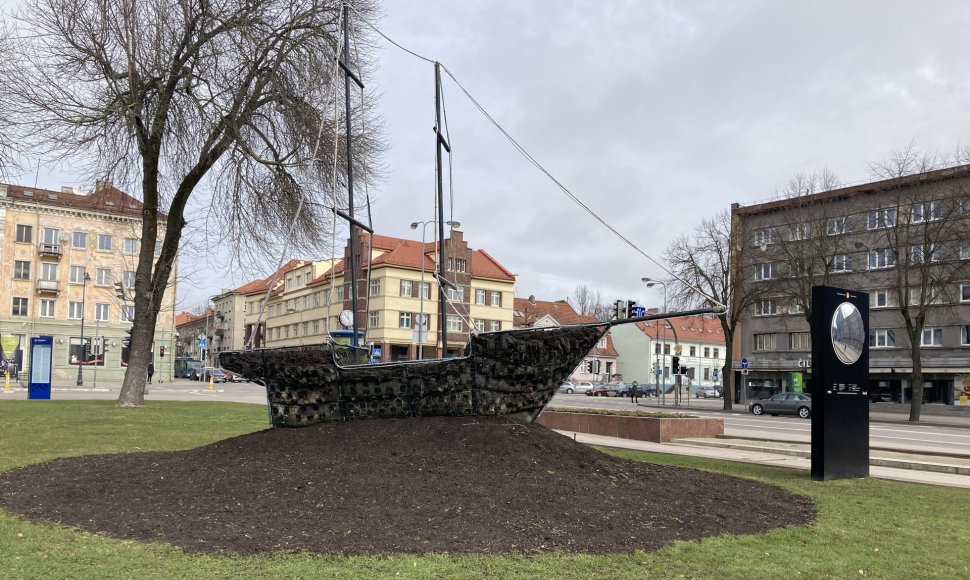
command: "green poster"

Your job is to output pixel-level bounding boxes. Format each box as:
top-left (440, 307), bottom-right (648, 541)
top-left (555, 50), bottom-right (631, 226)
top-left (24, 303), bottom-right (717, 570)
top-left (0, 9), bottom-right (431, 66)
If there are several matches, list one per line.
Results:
top-left (791, 372), bottom-right (803, 393)
top-left (0, 335), bottom-right (20, 360)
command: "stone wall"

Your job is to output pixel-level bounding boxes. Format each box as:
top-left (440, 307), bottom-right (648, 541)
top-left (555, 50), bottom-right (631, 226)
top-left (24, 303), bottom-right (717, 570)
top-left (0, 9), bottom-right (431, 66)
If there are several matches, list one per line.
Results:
top-left (537, 411), bottom-right (724, 443)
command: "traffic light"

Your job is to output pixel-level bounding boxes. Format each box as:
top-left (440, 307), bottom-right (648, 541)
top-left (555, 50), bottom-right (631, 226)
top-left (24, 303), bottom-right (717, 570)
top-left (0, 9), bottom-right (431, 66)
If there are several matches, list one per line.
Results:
top-left (122, 328), bottom-right (132, 349)
top-left (627, 300), bottom-right (638, 317)
top-left (159, 345), bottom-right (165, 358)
top-left (672, 356), bottom-right (680, 374)
top-left (613, 299), bottom-right (624, 320)
top-left (114, 281), bottom-right (126, 300)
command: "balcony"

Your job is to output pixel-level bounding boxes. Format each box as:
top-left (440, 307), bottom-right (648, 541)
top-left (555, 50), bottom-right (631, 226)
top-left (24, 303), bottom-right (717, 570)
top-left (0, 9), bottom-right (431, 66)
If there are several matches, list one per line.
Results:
top-left (36, 279), bottom-right (60, 294)
top-left (38, 243), bottom-right (63, 259)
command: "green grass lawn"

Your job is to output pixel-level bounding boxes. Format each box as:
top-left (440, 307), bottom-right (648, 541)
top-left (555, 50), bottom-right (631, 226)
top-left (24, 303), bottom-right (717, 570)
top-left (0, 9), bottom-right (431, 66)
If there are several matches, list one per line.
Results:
top-left (1, 400), bottom-right (968, 579)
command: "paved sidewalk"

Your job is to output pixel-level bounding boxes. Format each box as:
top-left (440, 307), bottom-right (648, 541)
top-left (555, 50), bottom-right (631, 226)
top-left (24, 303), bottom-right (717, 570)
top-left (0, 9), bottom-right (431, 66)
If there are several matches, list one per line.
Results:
top-left (555, 430), bottom-right (970, 489)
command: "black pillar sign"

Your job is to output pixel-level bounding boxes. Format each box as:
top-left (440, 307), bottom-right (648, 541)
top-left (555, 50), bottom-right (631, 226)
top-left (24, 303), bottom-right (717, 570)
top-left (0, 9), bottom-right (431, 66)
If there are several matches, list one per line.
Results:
top-left (810, 285), bottom-right (869, 480)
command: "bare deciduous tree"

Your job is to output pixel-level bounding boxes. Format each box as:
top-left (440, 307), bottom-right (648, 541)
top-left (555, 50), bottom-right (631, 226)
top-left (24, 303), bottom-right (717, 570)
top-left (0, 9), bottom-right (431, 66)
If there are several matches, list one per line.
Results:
top-left (866, 147), bottom-right (970, 421)
top-left (0, 29), bottom-right (18, 176)
top-left (9, 0), bottom-right (381, 406)
top-left (664, 209), bottom-right (766, 411)
top-left (571, 284), bottom-right (610, 321)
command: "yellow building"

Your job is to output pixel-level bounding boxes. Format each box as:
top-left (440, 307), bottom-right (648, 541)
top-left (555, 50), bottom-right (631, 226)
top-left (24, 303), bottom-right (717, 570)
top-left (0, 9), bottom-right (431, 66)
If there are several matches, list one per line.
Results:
top-left (233, 229), bottom-right (516, 361)
top-left (0, 181), bottom-right (176, 383)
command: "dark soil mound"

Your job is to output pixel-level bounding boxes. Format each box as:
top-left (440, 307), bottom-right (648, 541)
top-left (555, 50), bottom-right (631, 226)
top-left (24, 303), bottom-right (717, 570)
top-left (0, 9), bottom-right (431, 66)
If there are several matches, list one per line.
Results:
top-left (0, 416), bottom-right (814, 555)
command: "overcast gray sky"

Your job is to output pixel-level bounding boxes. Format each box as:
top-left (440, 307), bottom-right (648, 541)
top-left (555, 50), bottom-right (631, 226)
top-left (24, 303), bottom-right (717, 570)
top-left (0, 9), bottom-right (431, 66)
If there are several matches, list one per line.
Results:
top-left (15, 1), bottom-right (970, 312)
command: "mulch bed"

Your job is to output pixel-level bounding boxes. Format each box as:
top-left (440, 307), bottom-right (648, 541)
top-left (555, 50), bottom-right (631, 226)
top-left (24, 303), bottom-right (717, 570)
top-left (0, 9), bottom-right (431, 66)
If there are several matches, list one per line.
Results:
top-left (0, 416), bottom-right (815, 555)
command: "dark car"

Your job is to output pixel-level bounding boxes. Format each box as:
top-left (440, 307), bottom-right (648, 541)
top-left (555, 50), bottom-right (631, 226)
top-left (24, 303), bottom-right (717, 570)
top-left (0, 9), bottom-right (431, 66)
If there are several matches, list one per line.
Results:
top-left (586, 384), bottom-right (612, 397)
top-left (749, 392), bottom-right (812, 419)
top-left (614, 383), bottom-right (656, 398)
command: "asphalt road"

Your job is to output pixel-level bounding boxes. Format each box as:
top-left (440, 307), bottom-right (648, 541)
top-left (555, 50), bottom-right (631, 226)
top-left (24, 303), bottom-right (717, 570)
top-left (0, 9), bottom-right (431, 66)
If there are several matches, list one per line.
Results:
top-left (6, 383), bottom-right (969, 456)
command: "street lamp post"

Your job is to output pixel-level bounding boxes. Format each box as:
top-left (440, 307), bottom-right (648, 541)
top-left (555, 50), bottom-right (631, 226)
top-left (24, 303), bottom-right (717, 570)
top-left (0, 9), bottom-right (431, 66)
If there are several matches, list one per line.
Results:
top-left (76, 272), bottom-right (91, 386)
top-left (410, 219), bottom-right (460, 359)
top-left (642, 278), bottom-right (667, 404)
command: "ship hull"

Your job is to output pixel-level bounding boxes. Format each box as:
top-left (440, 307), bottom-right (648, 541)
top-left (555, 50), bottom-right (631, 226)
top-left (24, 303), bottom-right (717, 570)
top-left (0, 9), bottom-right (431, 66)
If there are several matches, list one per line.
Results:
top-left (220, 324), bottom-right (608, 427)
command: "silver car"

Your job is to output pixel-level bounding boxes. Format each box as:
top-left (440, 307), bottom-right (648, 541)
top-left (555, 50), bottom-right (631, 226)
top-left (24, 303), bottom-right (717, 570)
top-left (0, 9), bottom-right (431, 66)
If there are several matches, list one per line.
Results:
top-left (695, 386), bottom-right (720, 398)
top-left (749, 392), bottom-right (812, 419)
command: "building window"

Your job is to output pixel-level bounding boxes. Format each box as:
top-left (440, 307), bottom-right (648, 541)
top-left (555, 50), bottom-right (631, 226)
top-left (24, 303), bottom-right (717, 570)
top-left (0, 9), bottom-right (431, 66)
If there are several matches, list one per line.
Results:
top-left (121, 305), bottom-right (134, 322)
top-left (122, 237), bottom-right (138, 255)
top-left (663, 344), bottom-right (670, 355)
top-left (41, 263), bottom-right (58, 281)
top-left (961, 284), bottom-right (970, 303)
top-left (754, 333), bottom-right (776, 351)
top-left (446, 285), bottom-right (463, 301)
top-left (912, 244), bottom-right (941, 264)
top-left (870, 329), bottom-right (896, 348)
top-left (72, 231), bottom-right (87, 249)
top-left (789, 223), bottom-right (811, 241)
top-left (369, 278), bottom-right (381, 296)
top-left (313, 292), bottom-right (321, 307)
top-left (911, 201), bottom-right (942, 223)
top-left (921, 327), bottom-right (943, 346)
top-left (654, 343), bottom-right (661, 355)
top-left (313, 320), bottom-right (320, 334)
top-left (448, 258), bottom-right (467, 272)
top-left (962, 244), bottom-right (970, 260)
top-left (302, 322), bottom-right (308, 336)
top-left (295, 273), bottom-right (302, 287)
top-left (755, 262), bottom-right (779, 281)
top-left (867, 209), bottom-right (897, 230)
top-left (11, 297), bottom-right (28, 316)
top-left (689, 346), bottom-right (696, 356)
top-left (368, 311), bottom-right (379, 328)
top-left (69, 301), bottom-right (83, 319)
top-left (789, 332), bottom-right (810, 350)
top-left (830, 254), bottom-right (852, 272)
top-left (490, 291), bottom-right (502, 307)
top-left (96, 268), bottom-right (111, 286)
top-left (16, 224), bottom-right (33, 243)
top-left (908, 286), bottom-right (943, 306)
top-left (98, 234), bottom-right (112, 251)
top-left (399, 312), bottom-right (412, 329)
top-left (43, 227), bottom-right (58, 245)
top-left (400, 280), bottom-right (413, 298)
top-left (419, 282), bottom-right (430, 300)
top-left (703, 347), bottom-right (710, 358)
top-left (474, 319), bottom-right (485, 333)
top-left (13, 260), bottom-right (30, 280)
top-left (284, 325), bottom-right (290, 338)
top-left (703, 368), bottom-right (711, 381)
top-left (790, 300), bottom-right (805, 314)
top-left (868, 249), bottom-right (896, 269)
top-left (754, 227), bottom-right (778, 247)
top-left (40, 299), bottom-right (55, 318)
top-left (303, 295), bottom-right (310, 309)
top-left (70, 265), bottom-right (86, 284)
top-left (713, 348), bottom-right (719, 359)
top-left (754, 299), bottom-right (777, 316)
top-left (475, 288), bottom-right (486, 305)
top-left (826, 216), bottom-right (850, 235)
top-left (95, 303), bottom-right (109, 321)
top-left (336, 286), bottom-right (345, 301)
top-left (961, 325), bottom-right (970, 346)
top-left (123, 271), bottom-right (136, 288)
top-left (870, 289), bottom-right (898, 308)
top-left (489, 320), bottom-right (501, 332)
top-left (154, 241), bottom-right (162, 256)
top-left (447, 315), bottom-right (463, 332)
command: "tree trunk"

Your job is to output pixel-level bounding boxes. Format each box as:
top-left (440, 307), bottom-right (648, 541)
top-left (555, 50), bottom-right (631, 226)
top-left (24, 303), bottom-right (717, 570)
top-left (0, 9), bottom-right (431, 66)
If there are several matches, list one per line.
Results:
top-left (909, 342), bottom-right (923, 422)
top-left (721, 321), bottom-right (734, 411)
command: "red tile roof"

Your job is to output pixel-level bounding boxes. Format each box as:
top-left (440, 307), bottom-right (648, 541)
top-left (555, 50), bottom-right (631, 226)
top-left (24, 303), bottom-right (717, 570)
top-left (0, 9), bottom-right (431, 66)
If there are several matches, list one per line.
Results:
top-left (636, 315), bottom-right (725, 345)
top-left (175, 311), bottom-right (198, 326)
top-left (3, 181), bottom-right (158, 218)
top-left (513, 297), bottom-right (593, 327)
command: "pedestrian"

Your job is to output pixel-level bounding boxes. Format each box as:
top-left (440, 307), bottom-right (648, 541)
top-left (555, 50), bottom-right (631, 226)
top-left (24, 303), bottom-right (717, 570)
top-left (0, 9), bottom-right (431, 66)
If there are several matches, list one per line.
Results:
top-left (630, 380), bottom-right (639, 404)
top-left (147, 362), bottom-right (155, 384)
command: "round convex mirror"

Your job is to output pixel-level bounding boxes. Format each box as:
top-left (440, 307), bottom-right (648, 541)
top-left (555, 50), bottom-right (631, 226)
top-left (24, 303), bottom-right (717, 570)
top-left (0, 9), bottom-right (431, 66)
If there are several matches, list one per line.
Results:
top-left (830, 302), bottom-right (865, 364)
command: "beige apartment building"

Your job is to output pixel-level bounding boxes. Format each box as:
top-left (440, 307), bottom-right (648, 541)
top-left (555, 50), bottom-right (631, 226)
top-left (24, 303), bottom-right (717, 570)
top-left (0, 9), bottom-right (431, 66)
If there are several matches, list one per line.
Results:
top-left (217, 229), bottom-right (516, 363)
top-left (0, 181), bottom-right (176, 383)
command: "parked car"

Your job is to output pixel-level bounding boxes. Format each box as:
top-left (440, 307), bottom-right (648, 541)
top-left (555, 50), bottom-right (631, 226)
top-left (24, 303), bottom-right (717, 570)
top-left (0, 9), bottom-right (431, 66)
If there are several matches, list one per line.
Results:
top-left (197, 367), bottom-right (227, 383)
top-left (868, 392), bottom-right (892, 403)
top-left (569, 381), bottom-right (595, 394)
top-left (586, 384), bottom-right (612, 397)
top-left (558, 381), bottom-right (576, 393)
top-left (749, 392), bottom-right (812, 419)
top-left (613, 383), bottom-right (656, 398)
top-left (695, 386), bottom-right (720, 399)
top-left (220, 368), bottom-right (246, 383)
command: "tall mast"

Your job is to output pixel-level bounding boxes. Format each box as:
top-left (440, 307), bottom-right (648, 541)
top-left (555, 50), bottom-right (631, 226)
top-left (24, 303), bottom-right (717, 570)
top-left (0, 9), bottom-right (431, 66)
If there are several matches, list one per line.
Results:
top-left (434, 61), bottom-right (450, 356)
top-left (341, 3), bottom-right (361, 346)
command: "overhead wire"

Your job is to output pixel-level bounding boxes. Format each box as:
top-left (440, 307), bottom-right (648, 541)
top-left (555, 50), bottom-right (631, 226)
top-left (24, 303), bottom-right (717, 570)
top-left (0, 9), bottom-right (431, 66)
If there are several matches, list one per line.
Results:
top-left (348, 6), bottom-right (727, 311)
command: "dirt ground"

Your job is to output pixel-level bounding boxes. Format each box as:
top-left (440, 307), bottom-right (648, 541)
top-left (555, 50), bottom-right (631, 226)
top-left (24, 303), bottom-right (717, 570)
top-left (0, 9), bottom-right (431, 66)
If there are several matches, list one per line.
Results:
top-left (0, 416), bottom-right (815, 555)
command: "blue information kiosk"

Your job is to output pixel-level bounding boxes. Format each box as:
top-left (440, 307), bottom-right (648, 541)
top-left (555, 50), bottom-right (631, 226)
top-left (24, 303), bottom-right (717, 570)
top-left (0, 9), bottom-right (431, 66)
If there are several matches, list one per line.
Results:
top-left (28, 336), bottom-right (54, 400)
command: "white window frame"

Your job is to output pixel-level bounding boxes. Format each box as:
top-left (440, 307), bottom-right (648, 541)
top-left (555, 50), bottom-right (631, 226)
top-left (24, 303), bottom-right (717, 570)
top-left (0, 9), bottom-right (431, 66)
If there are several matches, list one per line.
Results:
top-left (830, 254), bottom-right (852, 272)
top-left (867, 209), bottom-right (897, 230)
top-left (95, 303), bottom-right (109, 322)
top-left (40, 299), bottom-right (56, 318)
top-left (961, 283), bottom-right (970, 303)
top-left (123, 237), bottom-right (138, 255)
top-left (754, 333), bottom-right (776, 351)
top-left (72, 231), bottom-right (87, 249)
top-left (446, 285), bottom-right (463, 301)
top-left (400, 280), bottom-right (413, 298)
top-left (12, 297), bottom-right (28, 316)
top-left (755, 262), bottom-right (778, 281)
top-left (826, 216), bottom-right (849, 235)
top-left (70, 265), bottom-right (86, 284)
top-left (369, 278), bottom-right (381, 297)
top-left (868, 249), bottom-right (896, 270)
top-left (912, 244), bottom-right (941, 264)
top-left (419, 282), bottom-right (430, 300)
top-left (921, 327), bottom-right (943, 347)
top-left (790, 223), bottom-right (811, 241)
top-left (97, 234), bottom-right (112, 251)
top-left (120, 305), bottom-right (135, 322)
top-left (754, 299), bottom-right (777, 317)
top-left (96, 268), bottom-right (111, 286)
top-left (447, 315), bottom-right (463, 332)
top-left (69, 301), bottom-right (83, 319)
top-left (961, 325), bottom-right (970, 346)
top-left (754, 227), bottom-right (778, 247)
top-left (474, 319), bottom-right (485, 333)
top-left (870, 329), bottom-right (896, 348)
top-left (399, 312), bottom-right (412, 329)
top-left (475, 288), bottom-right (486, 305)
top-left (15, 224), bottom-right (32, 243)
top-left (368, 311), bottom-right (379, 328)
top-left (789, 332), bottom-right (810, 350)
top-left (490, 291), bottom-right (501, 307)
top-left (489, 320), bottom-right (501, 332)
top-left (912, 201), bottom-right (942, 223)
top-left (13, 260), bottom-right (30, 280)
top-left (123, 271), bottom-right (136, 288)
top-left (41, 263), bottom-right (58, 281)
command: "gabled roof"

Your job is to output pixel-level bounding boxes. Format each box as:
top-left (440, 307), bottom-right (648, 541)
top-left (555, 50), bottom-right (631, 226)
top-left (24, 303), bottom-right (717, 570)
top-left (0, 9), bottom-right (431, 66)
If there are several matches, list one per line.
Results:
top-left (175, 311), bottom-right (199, 326)
top-left (513, 297), bottom-right (593, 327)
top-left (636, 315), bottom-right (725, 345)
top-left (2, 181), bottom-right (157, 218)
top-left (235, 259), bottom-right (309, 296)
